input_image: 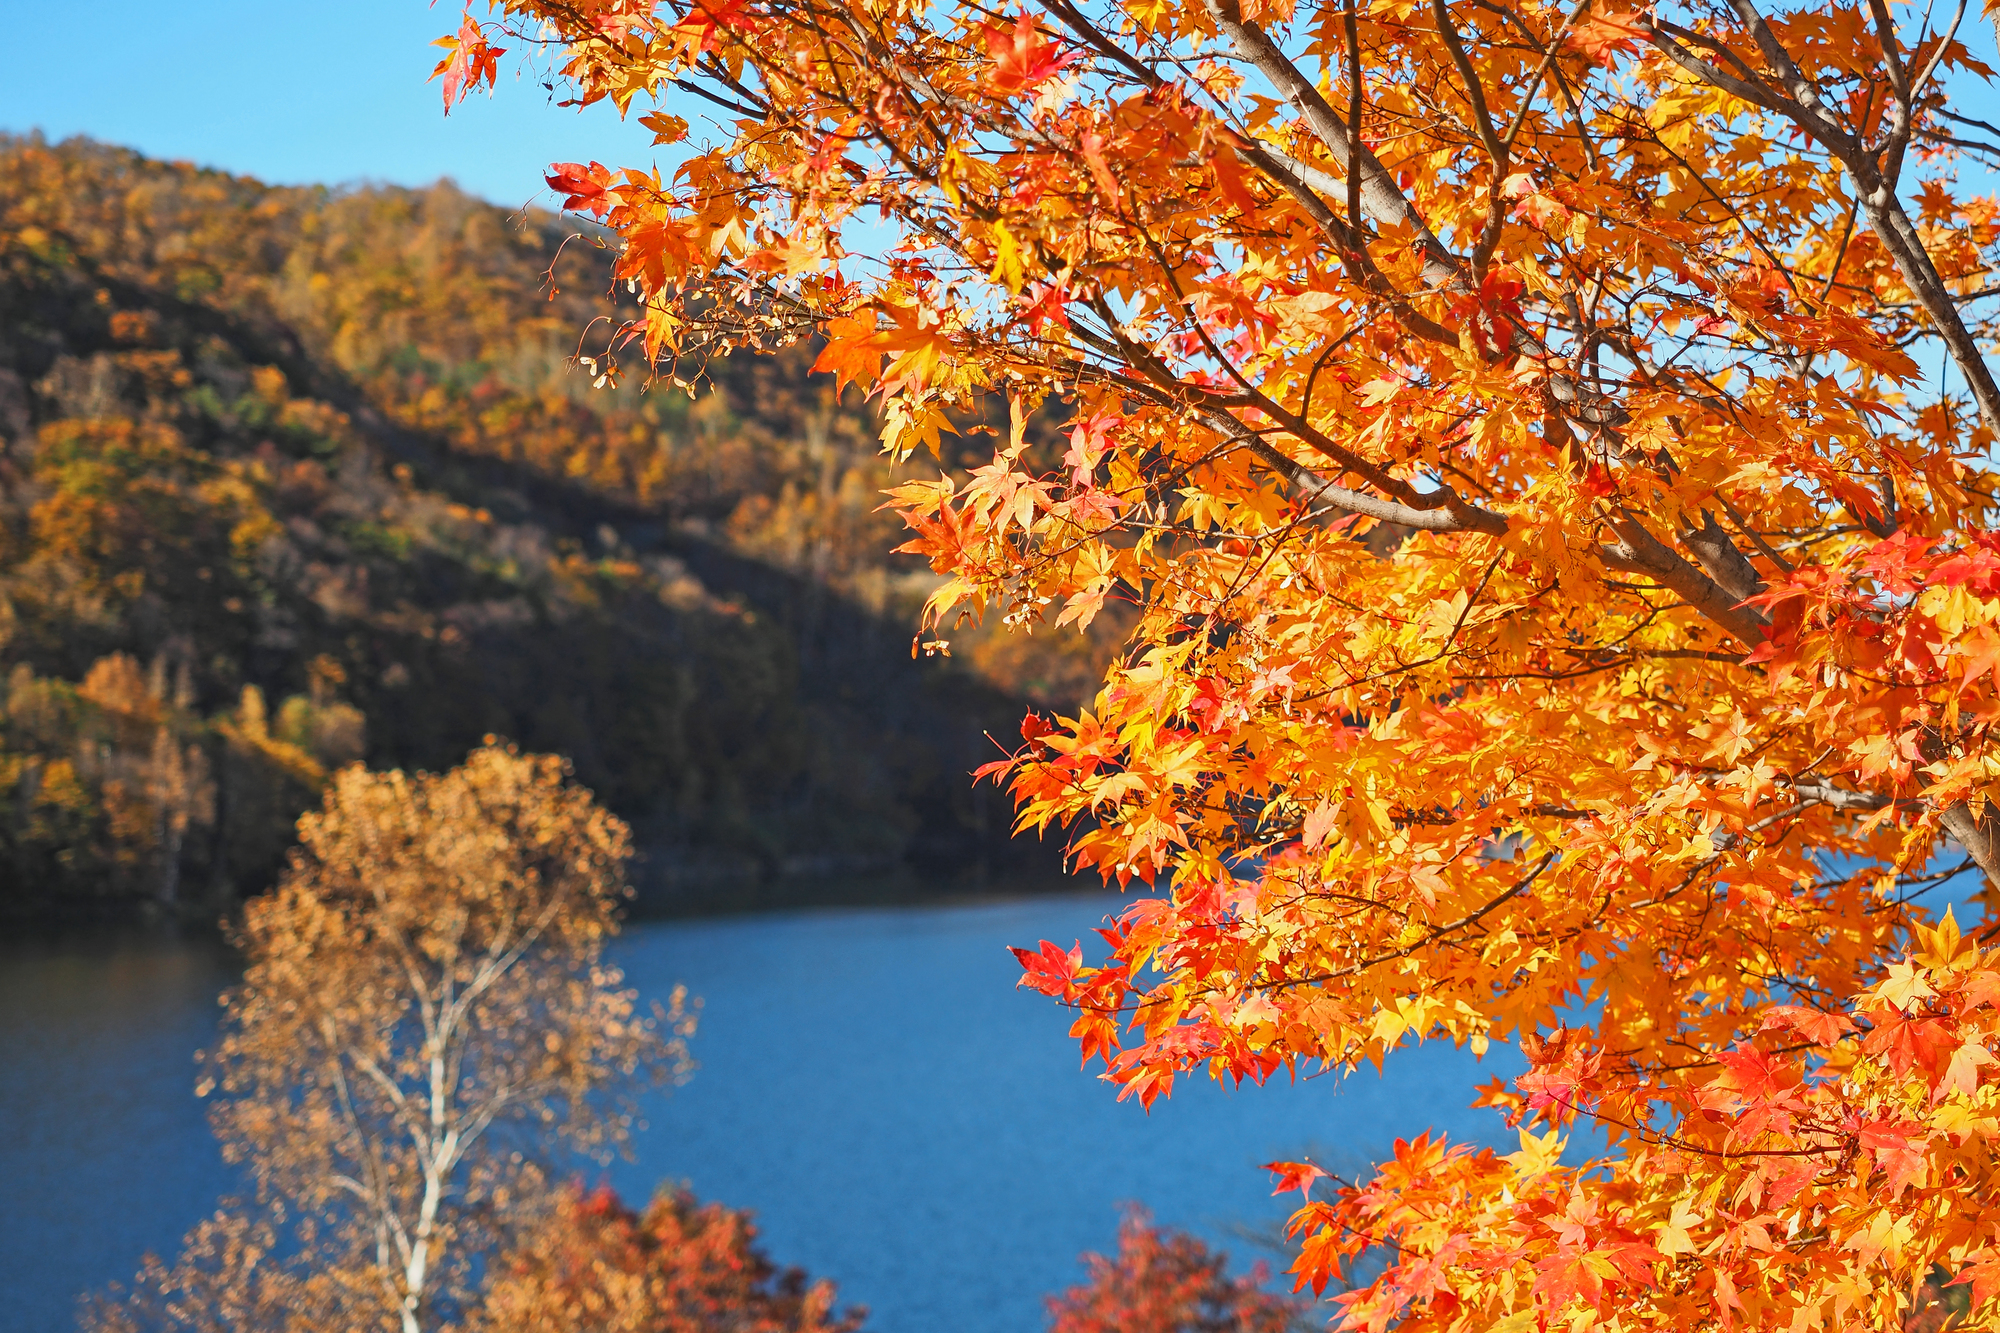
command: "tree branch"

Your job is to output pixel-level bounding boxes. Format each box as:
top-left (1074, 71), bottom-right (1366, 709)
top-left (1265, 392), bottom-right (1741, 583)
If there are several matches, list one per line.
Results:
top-left (1599, 509), bottom-right (1771, 647)
top-left (1203, 0), bottom-right (1464, 292)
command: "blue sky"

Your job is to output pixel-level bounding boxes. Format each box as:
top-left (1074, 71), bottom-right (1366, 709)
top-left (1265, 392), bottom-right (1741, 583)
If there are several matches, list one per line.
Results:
top-left (5, 1), bottom-right (1994, 213)
top-left (0, 0), bottom-right (658, 207)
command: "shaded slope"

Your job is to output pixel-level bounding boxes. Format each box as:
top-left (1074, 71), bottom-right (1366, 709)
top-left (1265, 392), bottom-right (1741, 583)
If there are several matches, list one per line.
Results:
top-left (0, 134), bottom-right (1069, 919)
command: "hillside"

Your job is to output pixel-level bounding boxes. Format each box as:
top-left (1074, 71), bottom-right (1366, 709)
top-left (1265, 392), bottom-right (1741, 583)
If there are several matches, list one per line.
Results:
top-left (0, 134), bottom-right (1111, 919)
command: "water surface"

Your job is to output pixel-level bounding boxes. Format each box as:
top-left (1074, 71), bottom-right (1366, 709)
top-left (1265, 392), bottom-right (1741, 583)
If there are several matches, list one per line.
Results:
top-left (1, 931), bottom-right (239, 1332)
top-left (1, 893), bottom-right (1518, 1333)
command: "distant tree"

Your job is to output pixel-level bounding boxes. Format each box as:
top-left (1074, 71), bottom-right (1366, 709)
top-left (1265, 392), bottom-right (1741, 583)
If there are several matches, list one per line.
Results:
top-left (73, 653), bottom-right (215, 909)
top-left (88, 744), bottom-right (695, 1333)
top-left (1047, 1211), bottom-right (1304, 1333)
top-left (472, 1183), bottom-right (866, 1333)
top-left (0, 651), bottom-right (215, 908)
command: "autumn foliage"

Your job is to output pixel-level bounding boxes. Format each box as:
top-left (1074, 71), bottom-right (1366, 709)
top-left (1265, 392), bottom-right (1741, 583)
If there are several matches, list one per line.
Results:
top-left (1046, 1210), bottom-right (1302, 1333)
top-left (470, 0), bottom-right (2000, 1323)
top-left (91, 746), bottom-right (694, 1333)
top-left (0, 136), bottom-right (1094, 919)
top-left (474, 1185), bottom-right (864, 1333)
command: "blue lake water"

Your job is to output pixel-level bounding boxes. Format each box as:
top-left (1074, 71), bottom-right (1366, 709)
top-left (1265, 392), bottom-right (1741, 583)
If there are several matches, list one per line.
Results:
top-left (0, 892), bottom-right (1521, 1333)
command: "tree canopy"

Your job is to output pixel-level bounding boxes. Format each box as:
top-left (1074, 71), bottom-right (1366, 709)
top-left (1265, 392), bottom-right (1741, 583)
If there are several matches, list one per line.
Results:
top-left (472, 0), bottom-right (2000, 1325)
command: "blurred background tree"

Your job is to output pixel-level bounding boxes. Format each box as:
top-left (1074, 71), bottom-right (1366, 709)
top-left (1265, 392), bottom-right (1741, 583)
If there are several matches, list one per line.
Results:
top-left (473, 1184), bottom-right (865, 1333)
top-left (88, 746), bottom-right (695, 1333)
top-left (1045, 1210), bottom-right (1304, 1333)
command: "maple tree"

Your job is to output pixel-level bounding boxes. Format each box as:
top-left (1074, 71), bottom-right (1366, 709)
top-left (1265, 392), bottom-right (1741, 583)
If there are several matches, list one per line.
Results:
top-left (453, 0), bottom-right (2000, 1326)
top-left (472, 1183), bottom-right (865, 1333)
top-left (1047, 1208), bottom-right (1304, 1333)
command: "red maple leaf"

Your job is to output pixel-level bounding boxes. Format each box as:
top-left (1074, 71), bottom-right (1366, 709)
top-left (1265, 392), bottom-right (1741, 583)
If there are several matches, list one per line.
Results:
top-left (432, 14), bottom-right (507, 113)
top-left (1857, 1119), bottom-right (1927, 1197)
top-left (1020, 280), bottom-right (1071, 337)
top-left (984, 14), bottom-right (1076, 98)
top-left (1263, 1160), bottom-right (1328, 1199)
top-left (1568, 10), bottom-right (1646, 61)
top-left (1759, 1003), bottom-right (1857, 1046)
top-left (545, 162), bottom-right (614, 217)
top-left (1011, 938), bottom-right (1084, 995)
top-left (1861, 1012), bottom-right (1953, 1079)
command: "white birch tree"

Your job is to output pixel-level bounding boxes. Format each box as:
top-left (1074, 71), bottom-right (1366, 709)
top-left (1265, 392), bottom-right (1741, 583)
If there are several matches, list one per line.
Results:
top-left (92, 745), bottom-right (694, 1333)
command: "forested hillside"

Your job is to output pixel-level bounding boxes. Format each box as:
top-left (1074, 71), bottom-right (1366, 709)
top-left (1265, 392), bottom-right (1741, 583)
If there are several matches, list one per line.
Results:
top-left (0, 134), bottom-right (1105, 919)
